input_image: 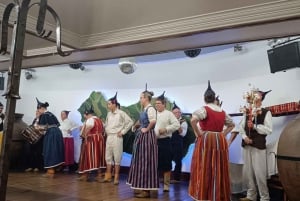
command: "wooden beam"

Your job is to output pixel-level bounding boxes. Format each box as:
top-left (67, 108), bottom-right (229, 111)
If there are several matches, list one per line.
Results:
top-left (1, 18), bottom-right (300, 70)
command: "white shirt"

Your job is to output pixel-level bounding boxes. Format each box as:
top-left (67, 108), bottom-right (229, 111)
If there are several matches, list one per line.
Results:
top-left (239, 108), bottom-right (272, 139)
top-left (59, 118), bottom-right (77, 138)
top-left (192, 103), bottom-right (233, 125)
top-left (178, 117), bottom-right (188, 137)
top-left (105, 109), bottom-right (133, 135)
top-left (155, 109), bottom-right (180, 138)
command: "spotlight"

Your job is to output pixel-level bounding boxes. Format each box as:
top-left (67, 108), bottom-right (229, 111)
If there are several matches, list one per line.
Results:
top-left (234, 44), bottom-right (243, 52)
top-left (184, 49), bottom-right (201, 58)
top-left (69, 63), bottom-right (85, 71)
top-left (119, 57), bottom-right (137, 74)
top-left (25, 71), bottom-right (33, 80)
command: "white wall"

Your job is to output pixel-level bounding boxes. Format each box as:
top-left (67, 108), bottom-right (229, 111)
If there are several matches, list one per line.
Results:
top-left (1, 40), bottom-right (299, 172)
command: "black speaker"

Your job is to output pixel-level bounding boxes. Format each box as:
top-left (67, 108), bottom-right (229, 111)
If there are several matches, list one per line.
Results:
top-left (0, 77), bottom-right (4, 90)
top-left (267, 41), bottom-right (300, 73)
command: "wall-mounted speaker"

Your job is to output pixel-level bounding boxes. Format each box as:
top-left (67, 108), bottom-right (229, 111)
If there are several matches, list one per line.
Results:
top-left (267, 41), bottom-right (300, 73)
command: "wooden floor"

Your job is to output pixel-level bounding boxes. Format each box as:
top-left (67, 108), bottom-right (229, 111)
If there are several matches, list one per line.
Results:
top-left (6, 171), bottom-right (246, 201)
top-left (6, 172), bottom-right (193, 201)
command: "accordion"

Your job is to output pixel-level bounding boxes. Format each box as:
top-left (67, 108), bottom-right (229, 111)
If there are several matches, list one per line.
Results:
top-left (21, 125), bottom-right (44, 144)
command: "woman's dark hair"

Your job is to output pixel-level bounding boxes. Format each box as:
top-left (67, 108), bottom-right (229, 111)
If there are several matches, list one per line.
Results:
top-left (142, 91), bottom-right (154, 101)
top-left (204, 95), bottom-right (215, 103)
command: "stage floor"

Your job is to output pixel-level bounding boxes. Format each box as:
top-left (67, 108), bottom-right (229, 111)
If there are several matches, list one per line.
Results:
top-left (5, 172), bottom-right (246, 201)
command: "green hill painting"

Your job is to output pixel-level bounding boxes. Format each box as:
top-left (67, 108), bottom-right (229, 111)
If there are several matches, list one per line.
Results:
top-left (78, 91), bottom-right (195, 157)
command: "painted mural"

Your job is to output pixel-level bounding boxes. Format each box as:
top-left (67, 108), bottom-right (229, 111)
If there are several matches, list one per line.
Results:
top-left (77, 91), bottom-right (196, 156)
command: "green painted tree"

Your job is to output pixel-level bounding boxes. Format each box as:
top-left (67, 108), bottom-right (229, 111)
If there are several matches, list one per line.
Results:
top-left (78, 91), bottom-right (196, 156)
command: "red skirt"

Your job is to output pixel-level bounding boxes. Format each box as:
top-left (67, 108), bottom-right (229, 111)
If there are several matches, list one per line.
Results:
top-left (78, 134), bottom-right (106, 173)
top-left (188, 132), bottom-right (231, 201)
top-left (63, 138), bottom-right (74, 166)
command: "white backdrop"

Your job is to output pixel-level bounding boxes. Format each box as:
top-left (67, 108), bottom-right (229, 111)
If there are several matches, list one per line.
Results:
top-left (0, 40), bottom-right (299, 173)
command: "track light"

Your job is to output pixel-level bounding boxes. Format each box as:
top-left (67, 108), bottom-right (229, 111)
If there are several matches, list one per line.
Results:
top-left (119, 57), bottom-right (137, 74)
top-left (234, 44), bottom-right (243, 52)
top-left (25, 71), bottom-right (33, 80)
top-left (25, 69), bottom-right (36, 80)
top-left (184, 49), bottom-right (201, 58)
top-left (69, 63), bottom-right (85, 71)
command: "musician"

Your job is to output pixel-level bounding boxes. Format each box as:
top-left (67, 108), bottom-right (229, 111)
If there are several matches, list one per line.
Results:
top-left (240, 89), bottom-right (272, 201)
top-left (170, 102), bottom-right (188, 183)
top-left (24, 109), bottom-right (44, 172)
top-left (36, 98), bottom-right (65, 178)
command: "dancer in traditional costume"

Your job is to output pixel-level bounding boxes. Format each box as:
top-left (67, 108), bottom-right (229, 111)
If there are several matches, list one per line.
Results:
top-left (188, 81), bottom-right (235, 201)
top-left (102, 92), bottom-right (133, 185)
top-left (127, 85), bottom-right (159, 198)
top-left (59, 110), bottom-right (77, 172)
top-left (239, 88), bottom-right (272, 201)
top-left (78, 107), bottom-right (106, 181)
top-left (36, 98), bottom-right (65, 178)
top-left (170, 102), bottom-right (188, 183)
top-left (154, 92), bottom-right (180, 192)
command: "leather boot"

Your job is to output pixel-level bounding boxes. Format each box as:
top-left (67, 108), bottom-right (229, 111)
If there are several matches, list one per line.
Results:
top-left (42, 168), bottom-right (55, 178)
top-left (113, 165), bottom-right (120, 185)
top-left (100, 172), bottom-right (112, 183)
top-left (95, 169), bottom-right (104, 182)
top-left (114, 174), bottom-right (119, 185)
top-left (163, 171), bottom-right (171, 192)
top-left (240, 198), bottom-right (252, 201)
top-left (135, 190), bottom-right (150, 198)
top-left (133, 189), bottom-right (142, 194)
top-left (77, 173), bottom-right (88, 181)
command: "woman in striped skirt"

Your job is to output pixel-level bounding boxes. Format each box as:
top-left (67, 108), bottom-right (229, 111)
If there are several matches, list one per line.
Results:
top-left (189, 81), bottom-right (235, 201)
top-left (127, 87), bottom-right (159, 198)
top-left (77, 107), bottom-right (106, 181)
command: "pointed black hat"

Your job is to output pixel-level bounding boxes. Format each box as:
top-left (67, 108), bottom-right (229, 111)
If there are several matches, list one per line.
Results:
top-left (142, 83), bottom-right (149, 93)
top-left (109, 92), bottom-right (118, 104)
top-left (258, 90), bottom-right (272, 101)
top-left (36, 97), bottom-right (49, 109)
top-left (156, 91), bottom-right (165, 101)
top-left (204, 80), bottom-right (215, 98)
top-left (172, 101), bottom-right (180, 110)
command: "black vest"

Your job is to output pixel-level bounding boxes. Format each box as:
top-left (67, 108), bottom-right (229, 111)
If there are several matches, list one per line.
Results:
top-left (242, 108), bottom-right (269, 149)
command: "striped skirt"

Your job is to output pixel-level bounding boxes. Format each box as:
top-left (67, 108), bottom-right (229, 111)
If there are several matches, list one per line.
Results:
top-left (78, 134), bottom-right (106, 173)
top-left (188, 132), bottom-right (231, 201)
top-left (126, 129), bottom-right (159, 190)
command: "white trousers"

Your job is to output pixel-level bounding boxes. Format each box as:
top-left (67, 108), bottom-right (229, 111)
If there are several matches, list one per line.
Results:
top-left (243, 146), bottom-right (270, 201)
top-left (105, 134), bottom-right (123, 165)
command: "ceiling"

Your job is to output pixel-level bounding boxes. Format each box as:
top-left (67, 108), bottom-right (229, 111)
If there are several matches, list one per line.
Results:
top-left (0, 0), bottom-right (300, 70)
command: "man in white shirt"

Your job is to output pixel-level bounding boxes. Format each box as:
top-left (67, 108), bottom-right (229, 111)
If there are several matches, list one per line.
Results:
top-left (102, 93), bottom-right (133, 185)
top-left (154, 92), bottom-right (180, 192)
top-left (240, 89), bottom-right (272, 201)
